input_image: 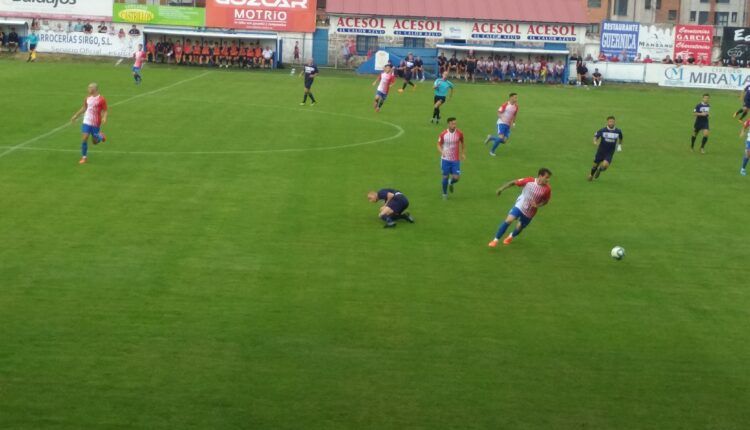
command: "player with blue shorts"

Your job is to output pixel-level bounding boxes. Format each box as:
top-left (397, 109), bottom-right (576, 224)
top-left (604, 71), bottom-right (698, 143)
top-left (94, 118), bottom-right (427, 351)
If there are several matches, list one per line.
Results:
top-left (132, 44), bottom-right (146, 85)
top-left (734, 83), bottom-right (750, 121)
top-left (372, 64), bottom-right (396, 112)
top-left (437, 118), bottom-right (465, 199)
top-left (739, 119), bottom-right (750, 176)
top-left (431, 71), bottom-right (454, 124)
top-left (70, 83), bottom-right (108, 164)
top-left (484, 93), bottom-right (519, 156)
top-left (488, 168), bottom-right (552, 247)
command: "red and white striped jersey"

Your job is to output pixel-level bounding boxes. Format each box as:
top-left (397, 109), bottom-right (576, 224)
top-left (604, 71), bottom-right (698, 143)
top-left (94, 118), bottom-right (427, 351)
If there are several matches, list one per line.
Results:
top-left (438, 128), bottom-right (464, 161)
top-left (498, 102), bottom-right (518, 125)
top-left (514, 177), bottom-right (551, 218)
top-left (83, 95), bottom-right (108, 127)
top-left (377, 72), bottom-right (396, 94)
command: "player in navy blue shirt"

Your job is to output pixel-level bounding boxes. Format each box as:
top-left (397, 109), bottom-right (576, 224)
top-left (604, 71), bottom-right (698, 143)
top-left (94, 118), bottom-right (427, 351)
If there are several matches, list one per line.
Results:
top-left (367, 189), bottom-right (415, 228)
top-left (589, 116), bottom-right (624, 181)
top-left (734, 84), bottom-right (750, 121)
top-left (691, 93), bottom-right (710, 153)
top-left (299, 58), bottom-right (318, 106)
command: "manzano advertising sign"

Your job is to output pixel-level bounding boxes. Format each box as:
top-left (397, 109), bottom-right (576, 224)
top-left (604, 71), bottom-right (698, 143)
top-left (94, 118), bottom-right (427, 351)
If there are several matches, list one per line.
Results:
top-left (112, 3), bottom-right (205, 27)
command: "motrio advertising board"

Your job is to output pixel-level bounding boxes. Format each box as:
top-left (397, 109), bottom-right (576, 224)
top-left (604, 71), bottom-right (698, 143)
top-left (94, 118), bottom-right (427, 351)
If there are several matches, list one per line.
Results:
top-left (205, 0), bottom-right (316, 33)
top-left (331, 16), bottom-right (582, 43)
top-left (112, 3), bottom-right (205, 27)
top-left (0, 0), bottom-right (113, 19)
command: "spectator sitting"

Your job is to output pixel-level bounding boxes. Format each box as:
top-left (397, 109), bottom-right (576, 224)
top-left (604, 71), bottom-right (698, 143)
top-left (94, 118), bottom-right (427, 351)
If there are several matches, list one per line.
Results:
top-left (54, 22), bottom-right (65, 32)
top-left (83, 22), bottom-right (93, 33)
top-left (7, 28), bottom-right (19, 53)
top-left (584, 53), bottom-right (594, 62)
top-left (98, 22), bottom-right (108, 34)
top-left (597, 52), bottom-right (607, 62)
top-left (73, 21), bottom-right (84, 32)
top-left (634, 53), bottom-right (642, 63)
top-left (662, 55), bottom-right (674, 64)
top-left (592, 68), bottom-right (603, 87)
top-left (727, 55), bottom-right (739, 67)
top-left (128, 25), bottom-right (140, 37)
top-left (262, 46), bottom-right (273, 68)
top-left (118, 28), bottom-right (126, 39)
top-left (687, 54), bottom-right (695, 65)
top-left (675, 55), bottom-right (684, 65)
top-left (618, 50), bottom-right (628, 62)
top-left (146, 40), bottom-right (156, 62)
top-left (609, 54), bottom-right (620, 62)
top-left (643, 55), bottom-right (654, 64)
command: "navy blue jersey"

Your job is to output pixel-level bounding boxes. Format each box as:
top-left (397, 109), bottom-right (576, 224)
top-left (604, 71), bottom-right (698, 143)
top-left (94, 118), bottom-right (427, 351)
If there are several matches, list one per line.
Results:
top-left (694, 103), bottom-right (710, 122)
top-left (303, 64), bottom-right (319, 79)
top-left (744, 84), bottom-right (750, 100)
top-left (595, 127), bottom-right (623, 148)
top-left (377, 189), bottom-right (400, 201)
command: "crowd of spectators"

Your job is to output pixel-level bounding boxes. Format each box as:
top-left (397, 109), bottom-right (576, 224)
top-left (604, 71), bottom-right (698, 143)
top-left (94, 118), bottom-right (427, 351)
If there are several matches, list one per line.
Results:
top-left (436, 52), bottom-right (567, 84)
top-left (143, 37), bottom-right (276, 69)
top-left (578, 50), bottom-right (712, 66)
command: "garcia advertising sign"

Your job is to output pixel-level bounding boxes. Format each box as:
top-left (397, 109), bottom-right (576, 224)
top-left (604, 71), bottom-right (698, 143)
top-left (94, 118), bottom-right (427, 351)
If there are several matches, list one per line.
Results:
top-left (674, 25), bottom-right (713, 64)
top-left (638, 25), bottom-right (674, 61)
top-left (113, 3), bottom-right (205, 27)
top-left (0, 0), bottom-right (113, 19)
top-left (205, 0), bottom-right (316, 33)
top-left (721, 27), bottom-right (750, 65)
top-left (36, 28), bottom-right (141, 57)
top-left (600, 21), bottom-right (639, 59)
top-left (331, 16), bottom-right (582, 43)
top-left (660, 65), bottom-right (750, 90)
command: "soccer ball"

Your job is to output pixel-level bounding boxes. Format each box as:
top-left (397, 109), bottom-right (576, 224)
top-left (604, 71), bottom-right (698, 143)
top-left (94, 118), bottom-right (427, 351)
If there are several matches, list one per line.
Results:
top-left (611, 246), bottom-right (625, 260)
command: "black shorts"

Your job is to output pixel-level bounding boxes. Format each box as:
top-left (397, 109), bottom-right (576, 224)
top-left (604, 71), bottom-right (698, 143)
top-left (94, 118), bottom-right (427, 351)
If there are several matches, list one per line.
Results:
top-left (694, 122), bottom-right (709, 133)
top-left (404, 71), bottom-right (413, 81)
top-left (744, 99), bottom-right (750, 109)
top-left (467, 65), bottom-right (476, 73)
top-left (434, 95), bottom-right (447, 104)
top-left (386, 194), bottom-right (409, 214)
top-left (594, 145), bottom-right (616, 164)
top-left (304, 78), bottom-right (314, 89)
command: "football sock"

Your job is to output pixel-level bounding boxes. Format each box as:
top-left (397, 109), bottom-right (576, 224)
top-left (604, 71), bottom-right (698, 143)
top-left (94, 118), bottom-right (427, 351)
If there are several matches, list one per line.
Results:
top-left (380, 214), bottom-right (394, 224)
top-left (450, 178), bottom-right (459, 185)
top-left (309, 93), bottom-right (316, 103)
top-left (442, 177), bottom-right (449, 194)
top-left (701, 136), bottom-right (708, 149)
top-left (743, 156), bottom-right (749, 169)
top-left (742, 110), bottom-right (749, 120)
top-left (378, 99), bottom-right (384, 108)
top-left (81, 141), bottom-right (88, 157)
top-left (302, 93), bottom-right (308, 103)
top-left (433, 107), bottom-right (439, 119)
top-left (495, 221), bottom-right (510, 239)
top-left (511, 227), bottom-right (523, 238)
top-left (691, 135), bottom-right (696, 148)
top-left (590, 166), bottom-right (598, 176)
top-left (402, 83), bottom-right (407, 90)
top-left (736, 108), bottom-right (744, 117)
top-left (491, 137), bottom-right (504, 153)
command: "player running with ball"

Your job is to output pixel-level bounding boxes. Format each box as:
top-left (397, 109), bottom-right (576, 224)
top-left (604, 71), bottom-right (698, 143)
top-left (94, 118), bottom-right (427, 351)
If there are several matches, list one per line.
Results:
top-left (488, 168), bottom-right (552, 247)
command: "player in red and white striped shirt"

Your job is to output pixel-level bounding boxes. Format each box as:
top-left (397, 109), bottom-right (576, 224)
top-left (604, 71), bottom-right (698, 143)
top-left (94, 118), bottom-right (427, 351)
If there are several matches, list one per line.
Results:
top-left (70, 83), bottom-right (108, 164)
top-left (437, 118), bottom-right (465, 199)
top-left (488, 168), bottom-right (552, 247)
top-left (372, 64), bottom-right (396, 112)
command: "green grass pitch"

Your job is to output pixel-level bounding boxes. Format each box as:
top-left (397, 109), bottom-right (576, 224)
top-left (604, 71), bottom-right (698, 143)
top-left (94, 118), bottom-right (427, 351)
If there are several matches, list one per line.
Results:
top-left (0, 59), bottom-right (748, 429)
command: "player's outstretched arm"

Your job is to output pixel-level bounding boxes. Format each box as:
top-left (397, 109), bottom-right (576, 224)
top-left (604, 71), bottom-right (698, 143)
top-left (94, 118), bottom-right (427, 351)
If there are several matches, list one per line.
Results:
top-left (496, 180), bottom-right (516, 196)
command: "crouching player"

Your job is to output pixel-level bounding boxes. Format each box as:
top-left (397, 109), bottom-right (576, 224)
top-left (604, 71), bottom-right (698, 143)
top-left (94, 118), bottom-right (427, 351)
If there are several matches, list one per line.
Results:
top-left (367, 189), bottom-right (415, 228)
top-left (488, 168), bottom-right (552, 247)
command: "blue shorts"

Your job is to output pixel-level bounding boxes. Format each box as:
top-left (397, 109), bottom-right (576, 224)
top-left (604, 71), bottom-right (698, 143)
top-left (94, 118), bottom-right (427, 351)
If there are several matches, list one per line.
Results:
top-left (497, 123), bottom-right (511, 138)
top-left (376, 91), bottom-right (388, 101)
top-left (746, 141), bottom-right (750, 150)
top-left (509, 206), bottom-right (533, 227)
top-left (441, 159), bottom-right (461, 176)
top-left (132, 66), bottom-right (141, 73)
top-left (81, 124), bottom-right (100, 135)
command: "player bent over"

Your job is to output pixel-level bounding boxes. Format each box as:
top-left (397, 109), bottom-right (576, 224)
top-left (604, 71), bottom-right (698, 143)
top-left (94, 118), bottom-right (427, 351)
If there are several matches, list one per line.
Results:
top-left (70, 83), bottom-right (108, 164)
top-left (589, 116), bottom-right (623, 181)
top-left (488, 168), bottom-right (552, 247)
top-left (367, 189), bottom-right (415, 228)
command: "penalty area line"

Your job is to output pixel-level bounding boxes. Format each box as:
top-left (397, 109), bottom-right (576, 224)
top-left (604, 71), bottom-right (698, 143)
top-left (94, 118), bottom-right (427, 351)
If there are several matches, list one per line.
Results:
top-left (0, 71), bottom-right (212, 160)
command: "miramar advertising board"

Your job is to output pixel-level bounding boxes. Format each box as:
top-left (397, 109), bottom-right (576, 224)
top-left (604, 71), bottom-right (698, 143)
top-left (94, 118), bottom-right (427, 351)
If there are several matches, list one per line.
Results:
top-left (0, 0), bottom-right (113, 19)
top-left (331, 16), bottom-right (582, 43)
top-left (660, 65), bottom-right (750, 90)
top-left (113, 3), bottom-right (205, 27)
top-left (600, 21), bottom-right (639, 59)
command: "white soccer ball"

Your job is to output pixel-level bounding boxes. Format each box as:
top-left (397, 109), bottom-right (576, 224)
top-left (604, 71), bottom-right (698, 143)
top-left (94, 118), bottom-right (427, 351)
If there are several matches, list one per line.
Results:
top-left (611, 246), bottom-right (625, 260)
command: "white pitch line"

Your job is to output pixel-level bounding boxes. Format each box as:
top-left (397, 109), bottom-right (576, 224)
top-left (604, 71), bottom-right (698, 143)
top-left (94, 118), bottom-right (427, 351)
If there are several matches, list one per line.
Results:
top-left (0, 71), bottom-right (211, 160)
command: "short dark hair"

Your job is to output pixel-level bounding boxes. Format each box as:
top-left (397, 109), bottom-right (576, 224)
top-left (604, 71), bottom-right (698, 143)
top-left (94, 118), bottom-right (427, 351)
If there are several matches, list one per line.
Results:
top-left (703, 93), bottom-right (710, 97)
top-left (607, 116), bottom-right (615, 121)
top-left (509, 92), bottom-right (518, 98)
top-left (538, 168), bottom-right (552, 177)
top-left (446, 117), bottom-right (457, 123)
